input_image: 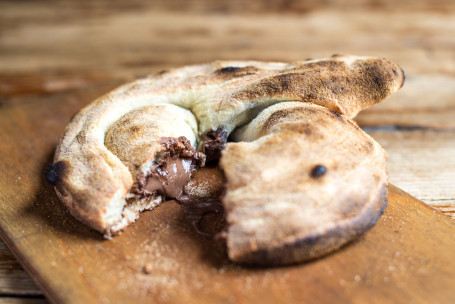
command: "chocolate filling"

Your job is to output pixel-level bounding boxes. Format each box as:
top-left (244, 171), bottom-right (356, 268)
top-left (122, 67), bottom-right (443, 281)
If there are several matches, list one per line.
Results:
top-left (134, 136), bottom-right (205, 199)
top-left (178, 167), bottom-right (226, 236)
top-left (143, 158), bottom-right (193, 198)
top-left (132, 135), bottom-right (227, 236)
top-left (202, 129), bottom-right (228, 165)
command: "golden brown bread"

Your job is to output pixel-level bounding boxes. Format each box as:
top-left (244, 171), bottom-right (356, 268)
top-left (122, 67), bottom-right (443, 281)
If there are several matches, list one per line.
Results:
top-left (47, 55), bottom-right (404, 264)
top-left (223, 102), bottom-right (387, 265)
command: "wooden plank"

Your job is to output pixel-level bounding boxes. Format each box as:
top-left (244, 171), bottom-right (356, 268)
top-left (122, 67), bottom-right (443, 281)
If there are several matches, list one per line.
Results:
top-left (1, 4), bottom-right (454, 128)
top-left (357, 74), bottom-right (455, 129)
top-left (364, 129), bottom-right (455, 218)
top-left (0, 73), bottom-right (123, 107)
top-left (1, 4), bottom-right (455, 77)
top-left (0, 298), bottom-right (47, 304)
top-left (0, 85), bottom-right (454, 304)
top-left (0, 241), bottom-right (42, 296)
top-left (1, 0), bottom-right (455, 17)
top-left (1, 128), bottom-right (453, 301)
top-left (1, 1), bottom-right (454, 301)
top-left (1, 80), bottom-right (454, 302)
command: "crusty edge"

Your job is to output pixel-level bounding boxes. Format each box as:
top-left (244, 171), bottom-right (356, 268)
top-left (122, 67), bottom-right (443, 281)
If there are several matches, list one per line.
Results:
top-left (50, 56), bottom-right (404, 235)
top-left (230, 182), bottom-right (388, 266)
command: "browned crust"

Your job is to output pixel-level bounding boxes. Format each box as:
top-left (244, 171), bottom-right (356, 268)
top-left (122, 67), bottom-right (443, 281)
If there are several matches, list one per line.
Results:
top-left (221, 102), bottom-right (389, 265)
top-left (228, 57), bottom-right (404, 119)
top-left (50, 55), bottom-right (403, 249)
top-left (234, 184), bottom-right (388, 266)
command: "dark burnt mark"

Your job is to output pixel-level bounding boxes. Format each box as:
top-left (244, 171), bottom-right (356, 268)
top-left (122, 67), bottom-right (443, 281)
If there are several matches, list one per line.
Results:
top-left (329, 109), bottom-right (344, 122)
top-left (365, 141), bottom-right (374, 153)
top-left (231, 71), bottom-right (312, 101)
top-left (157, 69), bottom-right (168, 75)
top-left (373, 76), bottom-right (382, 87)
top-left (233, 62), bottom-right (348, 101)
top-left (202, 129), bottom-right (228, 165)
top-left (70, 111), bottom-right (78, 121)
top-left (303, 107), bottom-right (317, 115)
top-left (271, 73), bottom-right (297, 92)
top-left (392, 67), bottom-right (399, 77)
top-left (264, 107), bottom-right (315, 133)
top-left (400, 67), bottom-right (405, 88)
top-left (129, 126), bottom-right (140, 133)
top-left (291, 123), bottom-right (313, 136)
top-left (293, 233), bottom-right (320, 247)
top-left (310, 165), bottom-right (327, 178)
top-left (45, 161), bottom-right (67, 185)
top-left (244, 73), bottom-right (298, 98)
top-left (214, 66), bottom-right (259, 80)
top-left (237, 233), bottom-right (322, 266)
top-left (264, 109), bottom-right (293, 130)
top-left (219, 66), bottom-right (242, 73)
top-left (361, 63), bottom-right (389, 100)
top-left (391, 65), bottom-right (405, 88)
top-left (242, 249), bottom-right (270, 266)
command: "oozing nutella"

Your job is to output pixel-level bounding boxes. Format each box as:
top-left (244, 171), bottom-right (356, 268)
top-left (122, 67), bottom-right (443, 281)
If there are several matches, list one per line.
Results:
top-left (143, 157), bottom-right (193, 198)
top-left (134, 136), bottom-right (205, 199)
top-left (202, 129), bottom-right (228, 164)
top-left (178, 166), bottom-right (226, 234)
top-left (132, 135), bottom-right (227, 236)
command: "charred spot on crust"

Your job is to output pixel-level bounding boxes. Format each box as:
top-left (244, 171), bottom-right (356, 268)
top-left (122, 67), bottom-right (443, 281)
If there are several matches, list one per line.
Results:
top-left (261, 73), bottom-right (296, 93)
top-left (329, 109), bottom-right (345, 123)
top-left (390, 65), bottom-right (405, 88)
top-left (263, 107), bottom-right (315, 134)
top-left (235, 233), bottom-right (321, 266)
top-left (399, 67), bottom-right (405, 88)
top-left (311, 165), bottom-right (327, 178)
top-left (219, 66), bottom-right (242, 73)
top-left (45, 161), bottom-right (67, 185)
top-left (359, 62), bottom-right (391, 100)
top-left (202, 129), bottom-right (228, 165)
top-left (70, 111), bottom-right (78, 121)
top-left (215, 66), bottom-right (259, 80)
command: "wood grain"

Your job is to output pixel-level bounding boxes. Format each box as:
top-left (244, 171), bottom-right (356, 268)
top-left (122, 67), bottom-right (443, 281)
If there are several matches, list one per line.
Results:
top-left (365, 129), bottom-right (455, 218)
top-left (2, 1), bottom-right (455, 128)
top-left (1, 161), bottom-right (455, 304)
top-left (0, 74), bottom-right (454, 304)
top-left (1, 0), bottom-right (455, 302)
top-left (0, 299), bottom-right (47, 304)
top-left (2, 9), bottom-right (455, 78)
top-left (357, 74), bottom-right (455, 129)
top-left (0, 241), bottom-right (42, 296)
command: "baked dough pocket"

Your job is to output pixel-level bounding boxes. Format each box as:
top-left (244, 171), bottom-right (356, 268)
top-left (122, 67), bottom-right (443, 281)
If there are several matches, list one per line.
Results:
top-left (46, 55), bottom-right (404, 265)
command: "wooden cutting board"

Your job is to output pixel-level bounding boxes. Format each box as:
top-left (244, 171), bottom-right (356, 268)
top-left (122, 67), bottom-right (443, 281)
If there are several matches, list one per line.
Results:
top-left (0, 86), bottom-right (454, 304)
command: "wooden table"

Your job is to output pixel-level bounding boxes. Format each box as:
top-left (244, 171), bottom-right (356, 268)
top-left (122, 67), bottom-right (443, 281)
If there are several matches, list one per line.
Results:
top-left (0, 1), bottom-right (454, 303)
